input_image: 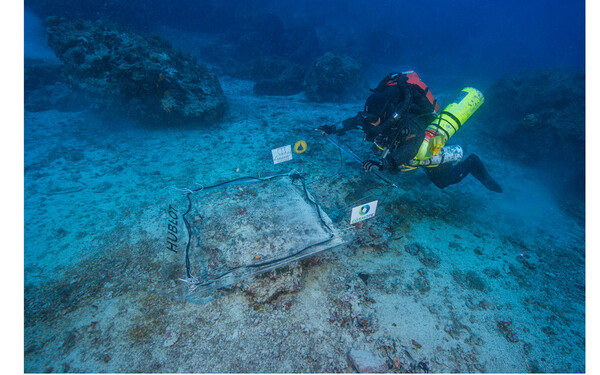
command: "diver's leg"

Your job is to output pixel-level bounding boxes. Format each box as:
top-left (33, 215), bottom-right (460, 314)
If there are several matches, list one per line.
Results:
top-left (424, 163), bottom-right (457, 189)
top-left (424, 154), bottom-right (502, 193)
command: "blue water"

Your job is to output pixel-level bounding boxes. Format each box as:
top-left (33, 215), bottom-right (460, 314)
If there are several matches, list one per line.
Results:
top-left (23, 1), bottom-right (585, 373)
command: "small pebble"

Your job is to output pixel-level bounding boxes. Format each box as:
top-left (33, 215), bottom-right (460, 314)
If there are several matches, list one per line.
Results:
top-left (412, 339), bottom-right (422, 349)
top-left (348, 349), bottom-right (387, 373)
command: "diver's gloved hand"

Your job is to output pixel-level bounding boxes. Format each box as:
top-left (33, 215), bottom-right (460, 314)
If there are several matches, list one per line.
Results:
top-left (429, 135), bottom-right (446, 156)
top-left (316, 125), bottom-right (336, 135)
top-left (363, 159), bottom-right (383, 172)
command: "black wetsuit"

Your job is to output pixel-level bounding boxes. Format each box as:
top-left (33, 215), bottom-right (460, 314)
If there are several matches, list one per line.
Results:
top-left (336, 74), bottom-right (502, 192)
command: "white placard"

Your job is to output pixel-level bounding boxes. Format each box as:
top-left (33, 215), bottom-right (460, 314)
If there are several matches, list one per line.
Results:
top-left (272, 145), bottom-right (293, 164)
top-left (350, 200), bottom-right (378, 224)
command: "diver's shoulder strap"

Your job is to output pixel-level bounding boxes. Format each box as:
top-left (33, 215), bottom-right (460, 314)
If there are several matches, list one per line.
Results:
top-left (372, 72), bottom-right (408, 93)
top-left (402, 71), bottom-right (440, 113)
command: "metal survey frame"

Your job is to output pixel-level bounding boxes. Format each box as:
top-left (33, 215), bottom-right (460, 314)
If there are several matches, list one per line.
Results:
top-left (322, 133), bottom-right (399, 188)
top-left (178, 171), bottom-right (346, 298)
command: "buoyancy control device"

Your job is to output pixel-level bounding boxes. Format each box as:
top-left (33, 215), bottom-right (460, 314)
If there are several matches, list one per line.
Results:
top-left (374, 70), bottom-right (440, 113)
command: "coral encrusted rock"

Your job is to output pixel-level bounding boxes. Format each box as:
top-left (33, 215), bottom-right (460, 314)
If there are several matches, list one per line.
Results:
top-left (478, 67), bottom-right (584, 165)
top-left (304, 52), bottom-right (369, 103)
top-left (45, 17), bottom-right (226, 124)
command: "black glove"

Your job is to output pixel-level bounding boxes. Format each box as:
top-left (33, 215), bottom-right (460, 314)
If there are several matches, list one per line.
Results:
top-left (364, 132), bottom-right (377, 142)
top-left (316, 125), bottom-right (336, 135)
top-left (363, 159), bottom-right (383, 172)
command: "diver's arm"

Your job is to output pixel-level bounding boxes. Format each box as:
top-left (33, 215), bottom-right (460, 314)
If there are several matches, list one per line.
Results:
top-left (382, 139), bottom-right (421, 169)
top-left (363, 139), bottom-right (419, 173)
top-left (318, 115), bottom-right (362, 135)
top-left (338, 115), bottom-right (363, 134)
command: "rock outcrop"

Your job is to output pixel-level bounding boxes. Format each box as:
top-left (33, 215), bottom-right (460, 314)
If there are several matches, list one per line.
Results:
top-left (45, 17), bottom-right (226, 124)
top-left (478, 67), bottom-right (585, 213)
top-left (304, 52), bottom-right (369, 103)
top-left (479, 67), bottom-right (584, 165)
top-left (25, 62), bottom-right (90, 112)
top-left (252, 57), bottom-right (306, 96)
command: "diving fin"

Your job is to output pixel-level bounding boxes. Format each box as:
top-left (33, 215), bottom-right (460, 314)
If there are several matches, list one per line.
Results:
top-left (467, 155), bottom-right (503, 193)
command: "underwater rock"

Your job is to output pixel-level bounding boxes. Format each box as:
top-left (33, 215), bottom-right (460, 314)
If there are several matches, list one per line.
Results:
top-left (225, 13), bottom-right (287, 61)
top-left (279, 24), bottom-right (322, 64)
top-left (25, 80), bottom-right (89, 112)
top-left (253, 64), bottom-right (306, 96)
top-left (483, 268), bottom-right (502, 279)
top-left (24, 61), bottom-right (63, 89)
top-left (347, 349), bottom-right (388, 373)
top-left (249, 56), bottom-right (299, 80)
top-left (357, 272), bottom-right (370, 284)
top-left (304, 52), bottom-right (369, 102)
top-left (478, 67), bottom-right (584, 200)
top-left (497, 320), bottom-right (519, 343)
top-left (404, 243), bottom-right (422, 256)
top-left (195, 14), bottom-right (292, 77)
top-left (25, 62), bottom-right (90, 112)
top-left (196, 17), bottom-right (321, 78)
top-left (45, 17), bottom-right (226, 124)
top-left (328, 279), bottom-right (378, 336)
top-left (451, 270), bottom-right (487, 292)
top-left (443, 313), bottom-right (472, 341)
top-left (480, 68), bottom-right (584, 146)
top-left (404, 242), bottom-right (441, 269)
top-left (411, 275), bottom-right (431, 294)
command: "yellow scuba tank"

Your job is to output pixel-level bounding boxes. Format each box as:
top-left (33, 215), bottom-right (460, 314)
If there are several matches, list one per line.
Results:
top-left (414, 87), bottom-right (484, 161)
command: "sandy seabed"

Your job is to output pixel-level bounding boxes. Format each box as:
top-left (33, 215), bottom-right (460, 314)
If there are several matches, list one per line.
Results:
top-left (24, 77), bottom-right (585, 373)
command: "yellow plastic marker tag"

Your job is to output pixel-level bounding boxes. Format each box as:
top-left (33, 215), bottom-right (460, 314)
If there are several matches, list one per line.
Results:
top-left (294, 140), bottom-right (307, 153)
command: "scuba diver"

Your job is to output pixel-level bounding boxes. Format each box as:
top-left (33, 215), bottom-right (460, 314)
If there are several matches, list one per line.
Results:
top-left (317, 71), bottom-right (502, 193)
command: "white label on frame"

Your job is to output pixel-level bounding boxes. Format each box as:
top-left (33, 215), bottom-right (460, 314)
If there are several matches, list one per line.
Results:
top-left (272, 145), bottom-right (293, 164)
top-left (350, 200), bottom-right (378, 224)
